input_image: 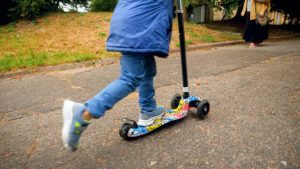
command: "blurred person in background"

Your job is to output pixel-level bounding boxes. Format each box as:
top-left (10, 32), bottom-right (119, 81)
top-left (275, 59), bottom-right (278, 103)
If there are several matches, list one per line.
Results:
top-left (241, 0), bottom-right (271, 47)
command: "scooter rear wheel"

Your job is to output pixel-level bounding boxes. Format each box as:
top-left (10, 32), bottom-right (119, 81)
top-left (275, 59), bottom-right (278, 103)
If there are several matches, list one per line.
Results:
top-left (119, 123), bottom-right (135, 140)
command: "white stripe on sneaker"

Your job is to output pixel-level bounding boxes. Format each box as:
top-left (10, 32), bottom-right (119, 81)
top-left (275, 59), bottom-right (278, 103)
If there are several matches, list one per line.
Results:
top-left (62, 100), bottom-right (74, 150)
top-left (137, 113), bottom-right (163, 126)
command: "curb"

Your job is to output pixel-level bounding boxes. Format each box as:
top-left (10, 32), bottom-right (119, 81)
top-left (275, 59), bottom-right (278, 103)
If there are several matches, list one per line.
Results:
top-left (268, 34), bottom-right (300, 40)
top-left (0, 58), bottom-right (119, 79)
top-left (1, 34), bottom-right (300, 79)
top-left (170, 40), bottom-right (245, 53)
top-left (170, 33), bottom-right (300, 53)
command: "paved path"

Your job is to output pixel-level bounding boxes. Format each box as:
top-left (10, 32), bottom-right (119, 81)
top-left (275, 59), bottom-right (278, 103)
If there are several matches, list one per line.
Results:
top-left (0, 39), bottom-right (299, 169)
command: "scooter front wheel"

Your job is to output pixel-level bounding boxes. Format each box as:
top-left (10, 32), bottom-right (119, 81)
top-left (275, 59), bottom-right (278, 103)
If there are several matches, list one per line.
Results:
top-left (196, 99), bottom-right (210, 120)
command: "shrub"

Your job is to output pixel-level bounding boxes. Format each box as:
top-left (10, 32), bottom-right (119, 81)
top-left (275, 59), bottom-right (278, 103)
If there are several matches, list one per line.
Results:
top-left (0, 0), bottom-right (17, 24)
top-left (14, 0), bottom-right (48, 18)
top-left (90, 0), bottom-right (118, 12)
top-left (0, 0), bottom-right (88, 24)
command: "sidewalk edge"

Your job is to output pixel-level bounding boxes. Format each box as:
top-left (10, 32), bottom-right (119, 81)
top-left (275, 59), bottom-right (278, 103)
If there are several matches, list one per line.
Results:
top-left (1, 34), bottom-right (300, 79)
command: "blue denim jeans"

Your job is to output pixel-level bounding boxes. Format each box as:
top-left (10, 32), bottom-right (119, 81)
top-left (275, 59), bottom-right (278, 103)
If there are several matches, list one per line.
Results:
top-left (84, 52), bottom-right (157, 118)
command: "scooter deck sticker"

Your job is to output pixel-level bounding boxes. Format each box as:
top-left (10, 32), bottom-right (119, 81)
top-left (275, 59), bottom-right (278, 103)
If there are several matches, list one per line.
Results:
top-left (127, 100), bottom-right (189, 138)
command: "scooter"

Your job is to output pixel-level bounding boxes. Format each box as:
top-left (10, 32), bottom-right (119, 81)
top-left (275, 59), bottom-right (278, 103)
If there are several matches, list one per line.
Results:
top-left (119, 0), bottom-right (210, 140)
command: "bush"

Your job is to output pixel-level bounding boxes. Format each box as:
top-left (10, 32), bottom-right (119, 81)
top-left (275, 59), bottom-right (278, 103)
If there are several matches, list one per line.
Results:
top-left (15, 0), bottom-right (48, 18)
top-left (0, 0), bottom-right (17, 25)
top-left (90, 0), bottom-right (118, 12)
top-left (1, 0), bottom-right (52, 21)
top-left (0, 0), bottom-right (88, 24)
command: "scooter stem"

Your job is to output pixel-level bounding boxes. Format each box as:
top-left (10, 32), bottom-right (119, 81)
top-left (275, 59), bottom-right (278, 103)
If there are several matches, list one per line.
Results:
top-left (176, 0), bottom-right (189, 99)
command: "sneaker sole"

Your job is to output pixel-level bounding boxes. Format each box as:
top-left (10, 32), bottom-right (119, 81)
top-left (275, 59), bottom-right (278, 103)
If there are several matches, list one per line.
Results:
top-left (137, 113), bottom-right (164, 126)
top-left (62, 100), bottom-right (74, 151)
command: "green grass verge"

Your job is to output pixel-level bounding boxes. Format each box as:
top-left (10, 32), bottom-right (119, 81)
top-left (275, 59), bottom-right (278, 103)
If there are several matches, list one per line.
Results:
top-left (0, 51), bottom-right (113, 72)
top-left (0, 12), bottom-right (242, 73)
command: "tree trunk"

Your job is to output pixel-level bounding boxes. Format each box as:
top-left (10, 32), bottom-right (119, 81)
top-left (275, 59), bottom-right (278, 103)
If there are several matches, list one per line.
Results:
top-left (184, 7), bottom-right (188, 21)
top-left (231, 0), bottom-right (246, 23)
top-left (55, 0), bottom-right (60, 10)
top-left (221, 10), bottom-right (227, 21)
top-left (283, 13), bottom-right (287, 25)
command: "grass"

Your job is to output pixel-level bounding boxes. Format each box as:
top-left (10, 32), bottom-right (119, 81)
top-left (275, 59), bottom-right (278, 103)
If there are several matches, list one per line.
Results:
top-left (0, 51), bottom-right (118, 72)
top-left (6, 23), bottom-right (17, 33)
top-left (200, 34), bottom-right (217, 42)
top-left (0, 12), bottom-right (242, 73)
top-left (98, 32), bottom-right (107, 38)
top-left (176, 39), bottom-right (194, 47)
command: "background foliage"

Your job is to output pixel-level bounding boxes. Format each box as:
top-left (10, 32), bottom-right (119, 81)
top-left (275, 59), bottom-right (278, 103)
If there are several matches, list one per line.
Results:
top-left (183, 0), bottom-right (300, 24)
top-left (1, 0), bottom-right (299, 25)
top-left (89, 0), bottom-right (118, 12)
top-left (0, 0), bottom-right (88, 24)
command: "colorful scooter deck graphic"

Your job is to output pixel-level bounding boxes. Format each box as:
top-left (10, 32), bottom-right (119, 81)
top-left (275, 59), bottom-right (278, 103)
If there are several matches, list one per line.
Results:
top-left (120, 96), bottom-right (209, 140)
top-left (126, 99), bottom-right (189, 138)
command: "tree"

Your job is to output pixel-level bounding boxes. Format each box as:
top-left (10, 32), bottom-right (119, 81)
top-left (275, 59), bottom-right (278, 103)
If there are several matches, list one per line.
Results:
top-left (182, 0), bottom-right (210, 7)
top-left (179, 0), bottom-right (210, 20)
top-left (208, 0), bottom-right (247, 22)
top-left (0, 0), bottom-right (89, 24)
top-left (89, 0), bottom-right (118, 12)
top-left (53, 0), bottom-right (88, 9)
top-left (211, 0), bottom-right (239, 20)
top-left (10, 0), bottom-right (49, 19)
top-left (271, 0), bottom-right (300, 25)
top-left (211, 0), bottom-right (300, 24)
top-left (182, 0), bottom-right (243, 21)
top-left (231, 0), bottom-right (245, 22)
top-left (0, 0), bottom-right (17, 24)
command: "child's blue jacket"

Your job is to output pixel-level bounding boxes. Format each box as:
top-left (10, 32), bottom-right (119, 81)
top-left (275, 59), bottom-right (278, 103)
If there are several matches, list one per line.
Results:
top-left (106, 0), bottom-right (173, 57)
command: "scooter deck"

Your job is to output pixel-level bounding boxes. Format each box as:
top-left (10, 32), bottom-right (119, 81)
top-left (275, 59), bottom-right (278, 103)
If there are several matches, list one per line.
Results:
top-left (126, 100), bottom-right (190, 138)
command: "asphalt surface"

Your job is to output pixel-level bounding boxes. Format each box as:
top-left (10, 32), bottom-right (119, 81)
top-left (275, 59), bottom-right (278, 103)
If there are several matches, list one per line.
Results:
top-left (0, 39), bottom-right (299, 169)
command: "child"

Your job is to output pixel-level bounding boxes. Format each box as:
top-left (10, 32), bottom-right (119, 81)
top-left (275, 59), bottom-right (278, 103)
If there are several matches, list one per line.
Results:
top-left (62, 0), bottom-right (174, 151)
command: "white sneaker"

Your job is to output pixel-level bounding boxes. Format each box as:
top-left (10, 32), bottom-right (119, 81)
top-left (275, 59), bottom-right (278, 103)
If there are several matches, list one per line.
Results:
top-left (137, 106), bottom-right (165, 126)
top-left (62, 100), bottom-right (89, 151)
